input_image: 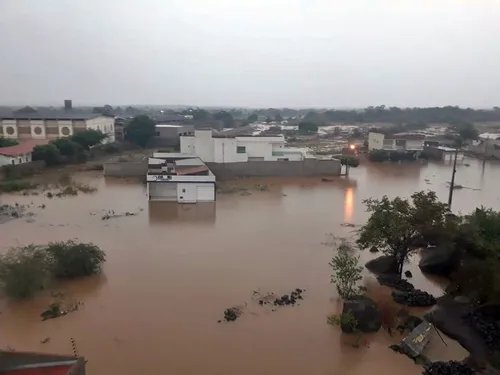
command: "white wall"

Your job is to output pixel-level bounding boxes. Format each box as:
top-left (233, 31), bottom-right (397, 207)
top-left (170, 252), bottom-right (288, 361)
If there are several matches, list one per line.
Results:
top-left (213, 138), bottom-right (247, 163)
top-left (406, 140), bottom-right (424, 150)
top-left (180, 136), bottom-right (196, 155)
top-left (193, 130), bottom-right (214, 162)
top-left (85, 116), bottom-right (115, 143)
top-left (0, 152), bottom-right (32, 166)
top-left (368, 132), bottom-right (385, 150)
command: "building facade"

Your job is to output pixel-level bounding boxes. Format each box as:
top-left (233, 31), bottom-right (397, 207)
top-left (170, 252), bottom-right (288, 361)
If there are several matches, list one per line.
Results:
top-left (180, 130), bottom-right (309, 163)
top-left (368, 132), bottom-right (424, 151)
top-left (0, 102), bottom-right (115, 143)
top-left (0, 142), bottom-right (36, 166)
top-left (147, 153), bottom-right (216, 203)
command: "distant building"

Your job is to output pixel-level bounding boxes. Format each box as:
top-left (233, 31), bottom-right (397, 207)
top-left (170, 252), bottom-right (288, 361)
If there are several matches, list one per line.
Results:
top-left (180, 129), bottom-right (311, 163)
top-left (0, 101), bottom-right (115, 143)
top-left (368, 132), bottom-right (425, 152)
top-left (0, 141), bottom-right (41, 166)
top-left (152, 124), bottom-right (194, 146)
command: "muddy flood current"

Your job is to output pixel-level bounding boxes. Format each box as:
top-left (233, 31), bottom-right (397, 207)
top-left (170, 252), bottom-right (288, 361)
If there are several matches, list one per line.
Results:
top-left (1, 158), bottom-right (499, 375)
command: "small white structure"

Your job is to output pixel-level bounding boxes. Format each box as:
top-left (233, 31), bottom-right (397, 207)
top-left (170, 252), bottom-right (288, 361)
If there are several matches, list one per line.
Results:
top-left (368, 132), bottom-right (424, 151)
top-left (146, 154), bottom-right (215, 203)
top-left (180, 129), bottom-right (310, 163)
top-left (0, 142), bottom-right (35, 166)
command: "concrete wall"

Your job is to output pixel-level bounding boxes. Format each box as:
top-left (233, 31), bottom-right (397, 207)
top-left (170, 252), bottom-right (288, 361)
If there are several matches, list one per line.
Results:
top-left (206, 159), bottom-right (341, 180)
top-left (213, 137), bottom-right (247, 163)
top-left (85, 116), bottom-right (115, 142)
top-left (0, 160), bottom-right (45, 180)
top-left (103, 161), bottom-right (147, 176)
top-left (368, 132), bottom-right (384, 150)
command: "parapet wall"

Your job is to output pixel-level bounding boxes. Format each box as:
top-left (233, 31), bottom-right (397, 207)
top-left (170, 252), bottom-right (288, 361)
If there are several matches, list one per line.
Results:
top-left (206, 159), bottom-right (341, 180)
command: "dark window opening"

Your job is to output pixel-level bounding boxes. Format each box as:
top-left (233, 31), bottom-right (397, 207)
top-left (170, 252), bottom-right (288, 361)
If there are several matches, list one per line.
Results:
top-left (237, 146), bottom-right (246, 153)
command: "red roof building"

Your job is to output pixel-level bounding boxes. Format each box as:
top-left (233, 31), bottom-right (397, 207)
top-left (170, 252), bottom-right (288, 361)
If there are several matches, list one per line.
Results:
top-left (0, 351), bottom-right (85, 375)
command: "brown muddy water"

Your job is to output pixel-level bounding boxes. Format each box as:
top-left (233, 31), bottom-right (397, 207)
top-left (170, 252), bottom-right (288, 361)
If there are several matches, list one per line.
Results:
top-left (1, 158), bottom-right (499, 375)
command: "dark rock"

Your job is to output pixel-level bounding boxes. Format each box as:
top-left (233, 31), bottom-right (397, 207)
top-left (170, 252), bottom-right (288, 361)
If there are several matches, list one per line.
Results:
top-left (365, 255), bottom-right (399, 276)
top-left (273, 288), bottom-right (304, 307)
top-left (405, 270), bottom-right (413, 278)
top-left (464, 309), bottom-right (500, 351)
top-left (369, 246), bottom-right (379, 253)
top-left (422, 361), bottom-right (474, 375)
top-left (341, 296), bottom-right (382, 333)
top-left (392, 290), bottom-right (436, 307)
top-left (426, 298), bottom-right (490, 366)
top-left (321, 178), bottom-right (333, 182)
top-left (419, 246), bottom-right (459, 277)
top-left (377, 275), bottom-right (415, 292)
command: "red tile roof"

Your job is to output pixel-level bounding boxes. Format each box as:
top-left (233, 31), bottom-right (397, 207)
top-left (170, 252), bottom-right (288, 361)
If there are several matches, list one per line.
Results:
top-left (3, 364), bottom-right (73, 375)
top-left (0, 140), bottom-right (48, 157)
top-left (175, 166), bottom-right (209, 175)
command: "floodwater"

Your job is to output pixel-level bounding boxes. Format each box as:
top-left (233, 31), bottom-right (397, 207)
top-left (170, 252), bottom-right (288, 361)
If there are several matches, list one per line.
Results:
top-left (1, 157), bottom-right (498, 375)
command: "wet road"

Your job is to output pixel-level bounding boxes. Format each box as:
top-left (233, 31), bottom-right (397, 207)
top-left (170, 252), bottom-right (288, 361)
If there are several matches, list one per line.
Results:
top-left (1, 158), bottom-right (496, 374)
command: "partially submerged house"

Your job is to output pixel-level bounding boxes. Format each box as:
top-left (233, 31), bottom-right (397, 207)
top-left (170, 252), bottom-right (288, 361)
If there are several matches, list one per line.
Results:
top-left (0, 350), bottom-right (85, 375)
top-left (368, 132), bottom-right (425, 152)
top-left (146, 153), bottom-right (215, 203)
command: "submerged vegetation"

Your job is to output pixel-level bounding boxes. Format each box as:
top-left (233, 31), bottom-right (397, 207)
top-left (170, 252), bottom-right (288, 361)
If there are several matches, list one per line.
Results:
top-left (0, 241), bottom-right (106, 299)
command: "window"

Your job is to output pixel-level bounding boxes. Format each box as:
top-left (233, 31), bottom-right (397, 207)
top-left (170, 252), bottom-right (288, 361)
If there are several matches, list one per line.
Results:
top-left (237, 146), bottom-right (246, 154)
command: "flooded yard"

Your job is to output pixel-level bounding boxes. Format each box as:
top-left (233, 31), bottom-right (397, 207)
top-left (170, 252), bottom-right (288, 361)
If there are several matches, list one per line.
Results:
top-left (1, 158), bottom-right (498, 375)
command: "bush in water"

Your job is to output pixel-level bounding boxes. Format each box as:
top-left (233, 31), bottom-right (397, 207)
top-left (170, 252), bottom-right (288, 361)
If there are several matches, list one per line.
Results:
top-left (46, 240), bottom-right (106, 278)
top-left (0, 245), bottom-right (52, 298)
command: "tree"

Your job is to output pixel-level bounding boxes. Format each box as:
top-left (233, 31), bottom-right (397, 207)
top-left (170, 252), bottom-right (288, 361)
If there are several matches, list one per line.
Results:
top-left (274, 113), bottom-right (283, 122)
top-left (70, 129), bottom-right (106, 150)
top-left (51, 138), bottom-right (84, 156)
top-left (0, 245), bottom-right (52, 299)
top-left (125, 115), bottom-right (156, 147)
top-left (351, 128), bottom-right (362, 138)
top-left (298, 121), bottom-right (318, 134)
top-left (357, 191), bottom-right (449, 278)
top-left (451, 121), bottom-right (478, 140)
top-left (247, 113), bottom-right (258, 123)
top-left (265, 116), bottom-right (272, 124)
top-left (0, 137), bottom-right (18, 147)
top-left (46, 240), bottom-right (106, 278)
top-left (32, 144), bottom-right (62, 166)
top-left (213, 111), bottom-right (234, 128)
top-left (329, 243), bottom-right (365, 299)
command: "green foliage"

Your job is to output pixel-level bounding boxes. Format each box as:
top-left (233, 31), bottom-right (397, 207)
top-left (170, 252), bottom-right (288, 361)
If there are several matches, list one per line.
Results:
top-left (0, 241), bottom-right (106, 299)
top-left (32, 144), bottom-right (62, 166)
top-left (329, 243), bottom-right (365, 299)
top-left (448, 258), bottom-right (500, 305)
top-left (0, 246), bottom-right (52, 299)
top-left (298, 121), bottom-right (318, 134)
top-left (213, 111), bottom-right (234, 128)
top-left (46, 240), bottom-right (106, 278)
top-left (357, 191), bottom-right (449, 277)
top-left (125, 115), bottom-right (156, 147)
top-left (70, 129), bottom-right (107, 150)
top-left (455, 207), bottom-right (500, 258)
top-left (0, 137), bottom-right (18, 147)
top-left (451, 121), bottom-right (478, 140)
top-left (340, 156), bottom-right (360, 168)
top-left (50, 138), bottom-right (83, 156)
top-left (247, 113), bottom-right (258, 123)
top-left (327, 312), bottom-right (362, 347)
top-left (274, 113), bottom-right (283, 122)
top-left (0, 180), bottom-right (38, 193)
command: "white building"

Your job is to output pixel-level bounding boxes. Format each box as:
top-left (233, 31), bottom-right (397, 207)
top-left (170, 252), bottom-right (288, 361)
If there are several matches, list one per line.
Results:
top-left (180, 129), bottom-right (309, 163)
top-left (368, 132), bottom-right (424, 151)
top-left (147, 153), bottom-right (216, 203)
top-left (0, 142), bottom-right (35, 166)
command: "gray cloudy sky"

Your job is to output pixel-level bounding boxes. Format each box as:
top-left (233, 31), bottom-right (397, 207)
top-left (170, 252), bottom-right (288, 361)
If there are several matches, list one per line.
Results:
top-left (1, 0), bottom-right (499, 108)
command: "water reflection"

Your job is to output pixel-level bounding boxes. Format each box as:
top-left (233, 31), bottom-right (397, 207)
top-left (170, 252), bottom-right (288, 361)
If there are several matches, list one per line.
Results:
top-left (148, 201), bottom-right (216, 224)
top-left (344, 187), bottom-right (354, 223)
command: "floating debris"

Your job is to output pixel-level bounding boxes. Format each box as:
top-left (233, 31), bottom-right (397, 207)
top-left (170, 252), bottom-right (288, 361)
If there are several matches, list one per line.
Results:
top-left (101, 210), bottom-right (139, 220)
top-left (41, 299), bottom-right (83, 321)
top-left (40, 337), bottom-right (51, 344)
top-left (340, 223), bottom-right (356, 228)
top-left (220, 305), bottom-right (245, 322)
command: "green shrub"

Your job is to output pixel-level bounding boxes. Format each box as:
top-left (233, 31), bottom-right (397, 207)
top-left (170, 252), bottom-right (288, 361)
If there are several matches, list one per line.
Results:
top-left (329, 243), bottom-right (365, 300)
top-left (46, 240), bottom-right (106, 278)
top-left (32, 144), bottom-right (62, 166)
top-left (0, 180), bottom-right (38, 193)
top-left (0, 246), bottom-right (52, 298)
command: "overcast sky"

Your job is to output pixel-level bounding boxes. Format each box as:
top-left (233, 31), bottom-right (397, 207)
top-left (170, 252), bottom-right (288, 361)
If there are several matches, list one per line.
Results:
top-left (1, 0), bottom-right (499, 108)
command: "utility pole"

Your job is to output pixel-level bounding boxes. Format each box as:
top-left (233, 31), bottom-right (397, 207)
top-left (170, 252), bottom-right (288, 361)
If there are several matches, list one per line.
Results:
top-left (447, 147), bottom-right (459, 209)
